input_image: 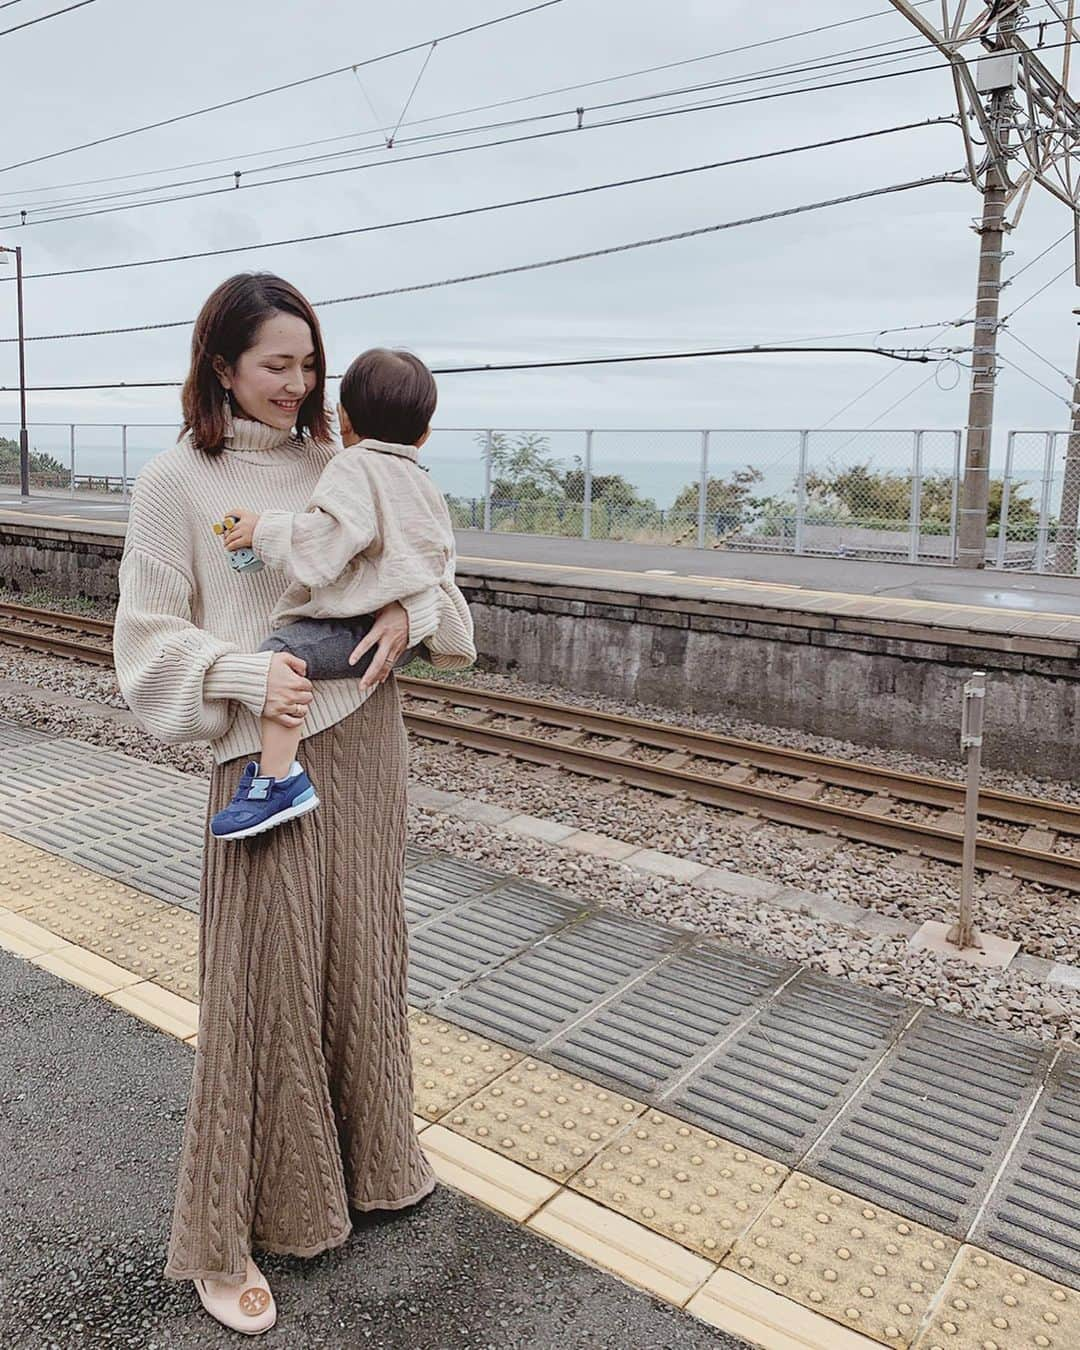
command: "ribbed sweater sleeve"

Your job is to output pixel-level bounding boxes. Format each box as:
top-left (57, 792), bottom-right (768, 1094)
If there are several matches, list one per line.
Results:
top-left (114, 548), bottom-right (273, 744)
top-left (426, 579), bottom-right (477, 670)
top-left (252, 453), bottom-right (377, 589)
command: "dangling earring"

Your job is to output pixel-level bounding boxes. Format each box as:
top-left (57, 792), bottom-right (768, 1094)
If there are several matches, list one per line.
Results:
top-left (221, 387), bottom-right (235, 440)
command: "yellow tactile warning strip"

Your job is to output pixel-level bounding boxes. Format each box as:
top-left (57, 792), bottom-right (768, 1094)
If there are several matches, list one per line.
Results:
top-left (0, 833), bottom-right (199, 1001)
top-left (443, 1057), bottom-right (645, 1179)
top-left (3, 829), bottom-right (1080, 1350)
top-left (569, 1108), bottom-right (787, 1260)
top-left (409, 1013), bottom-right (523, 1121)
top-left (911, 1246), bottom-right (1080, 1350)
top-left (724, 1173), bottom-right (960, 1349)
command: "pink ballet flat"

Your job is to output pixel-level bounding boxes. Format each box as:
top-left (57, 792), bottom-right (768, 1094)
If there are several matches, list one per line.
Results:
top-left (194, 1256), bottom-right (277, 1334)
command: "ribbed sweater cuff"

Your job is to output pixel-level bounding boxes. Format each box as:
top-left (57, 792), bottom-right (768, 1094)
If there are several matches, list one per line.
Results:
top-left (401, 589), bottom-right (442, 646)
top-left (252, 510), bottom-right (295, 571)
top-left (203, 651), bottom-right (274, 716)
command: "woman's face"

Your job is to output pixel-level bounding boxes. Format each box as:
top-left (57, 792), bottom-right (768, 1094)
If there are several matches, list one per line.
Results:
top-left (216, 311), bottom-right (318, 431)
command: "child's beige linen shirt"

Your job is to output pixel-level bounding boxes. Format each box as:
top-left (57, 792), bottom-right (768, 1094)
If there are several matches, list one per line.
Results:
top-left (252, 437), bottom-right (476, 668)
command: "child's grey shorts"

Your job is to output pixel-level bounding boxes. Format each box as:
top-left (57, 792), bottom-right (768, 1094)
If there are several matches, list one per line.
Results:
top-left (258, 616), bottom-right (378, 681)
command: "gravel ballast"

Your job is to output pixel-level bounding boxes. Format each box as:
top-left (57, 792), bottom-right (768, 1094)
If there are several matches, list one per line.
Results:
top-left (1, 618), bottom-right (1078, 1046)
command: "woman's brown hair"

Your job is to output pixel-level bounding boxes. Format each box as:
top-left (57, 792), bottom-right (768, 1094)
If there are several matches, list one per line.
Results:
top-left (180, 273), bottom-right (330, 453)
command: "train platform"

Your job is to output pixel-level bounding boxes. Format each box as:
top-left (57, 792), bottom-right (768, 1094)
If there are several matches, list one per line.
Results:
top-left (1, 722), bottom-right (1078, 1350)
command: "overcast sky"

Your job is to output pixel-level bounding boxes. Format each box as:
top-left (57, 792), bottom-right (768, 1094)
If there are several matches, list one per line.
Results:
top-left (1, 0), bottom-right (1078, 479)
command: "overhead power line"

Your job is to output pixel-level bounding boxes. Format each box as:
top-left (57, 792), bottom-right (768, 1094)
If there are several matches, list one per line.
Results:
top-left (0, 1), bottom-right (566, 176)
top-left (0, 171), bottom-right (966, 345)
top-left (0, 343), bottom-right (955, 394)
top-left (0, 0), bottom-right (94, 38)
top-left (0, 118), bottom-right (953, 282)
top-left (1, 54), bottom-right (976, 230)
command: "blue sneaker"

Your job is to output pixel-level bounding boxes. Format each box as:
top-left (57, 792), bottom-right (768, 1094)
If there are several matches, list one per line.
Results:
top-left (210, 761), bottom-right (320, 841)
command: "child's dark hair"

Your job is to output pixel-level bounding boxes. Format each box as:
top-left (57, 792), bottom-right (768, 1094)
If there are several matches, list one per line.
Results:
top-left (339, 348), bottom-right (437, 446)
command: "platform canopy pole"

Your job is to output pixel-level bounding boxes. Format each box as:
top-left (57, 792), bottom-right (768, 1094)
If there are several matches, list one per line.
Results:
top-left (948, 671), bottom-right (987, 952)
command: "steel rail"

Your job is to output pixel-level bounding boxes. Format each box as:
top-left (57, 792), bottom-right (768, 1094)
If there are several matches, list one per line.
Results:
top-left (0, 600), bottom-right (114, 637)
top-left (403, 706), bottom-right (1080, 891)
top-left (2, 602), bottom-right (1078, 888)
top-left (399, 677), bottom-right (1080, 836)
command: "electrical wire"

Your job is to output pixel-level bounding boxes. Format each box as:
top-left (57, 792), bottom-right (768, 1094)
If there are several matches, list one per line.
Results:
top-left (0, 118), bottom-right (954, 283)
top-left (0, 0), bottom-right (945, 200)
top-left (0, 172), bottom-right (966, 345)
top-left (0, 0), bottom-right (567, 176)
top-left (1004, 328), bottom-right (1075, 384)
top-left (0, 343), bottom-right (955, 394)
top-left (996, 349), bottom-right (1077, 408)
top-left (0, 0), bottom-right (94, 38)
top-left (0, 58), bottom-right (973, 231)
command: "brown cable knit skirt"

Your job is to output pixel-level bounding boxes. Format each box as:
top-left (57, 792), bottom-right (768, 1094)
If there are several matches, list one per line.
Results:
top-left (163, 677), bottom-right (434, 1286)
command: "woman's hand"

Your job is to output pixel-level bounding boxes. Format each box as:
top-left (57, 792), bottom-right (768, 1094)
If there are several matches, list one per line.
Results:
top-left (223, 508), bottom-right (260, 551)
top-left (349, 601), bottom-right (410, 691)
top-left (263, 652), bottom-right (314, 728)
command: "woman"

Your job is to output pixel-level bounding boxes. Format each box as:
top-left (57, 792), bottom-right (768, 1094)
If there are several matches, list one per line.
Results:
top-left (114, 273), bottom-right (438, 1335)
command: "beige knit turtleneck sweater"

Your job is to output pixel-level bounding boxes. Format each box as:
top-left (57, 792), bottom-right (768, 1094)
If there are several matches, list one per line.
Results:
top-left (113, 416), bottom-right (443, 765)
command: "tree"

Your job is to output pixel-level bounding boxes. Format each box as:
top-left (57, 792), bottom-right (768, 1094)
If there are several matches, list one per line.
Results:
top-left (671, 466), bottom-right (763, 522)
top-left (560, 456), bottom-right (656, 515)
top-left (479, 431), bottom-right (564, 500)
top-left (0, 435), bottom-right (66, 480)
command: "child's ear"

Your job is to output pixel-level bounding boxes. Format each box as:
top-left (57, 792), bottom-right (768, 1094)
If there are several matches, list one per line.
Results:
top-left (338, 402), bottom-right (353, 436)
top-left (416, 426), bottom-right (431, 449)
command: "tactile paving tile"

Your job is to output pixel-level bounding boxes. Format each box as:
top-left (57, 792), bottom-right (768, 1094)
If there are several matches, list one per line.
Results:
top-left (724, 1172), bottom-right (960, 1350)
top-left (437, 909), bottom-right (684, 1051)
top-left (545, 941), bottom-right (793, 1098)
top-left (911, 1244), bottom-right (1080, 1350)
top-left (407, 882), bottom-right (586, 1007)
top-left (403, 855), bottom-right (503, 925)
top-left (973, 1050), bottom-right (1080, 1290)
top-left (445, 1057), bottom-right (646, 1180)
top-left (806, 1010), bottom-right (1053, 1238)
top-left (409, 1012), bottom-right (523, 1121)
top-left (570, 1107), bottom-right (787, 1260)
top-left (0, 717), bottom-right (52, 747)
top-left (669, 971), bottom-right (911, 1165)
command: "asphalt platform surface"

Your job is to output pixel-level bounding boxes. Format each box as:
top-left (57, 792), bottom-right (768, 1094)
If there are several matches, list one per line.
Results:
top-left (0, 947), bottom-right (748, 1350)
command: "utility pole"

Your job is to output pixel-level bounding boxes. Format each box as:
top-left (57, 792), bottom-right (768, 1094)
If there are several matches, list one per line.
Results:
top-left (957, 12), bottom-right (1022, 568)
top-left (0, 243), bottom-right (29, 500)
top-left (1053, 307), bottom-right (1080, 573)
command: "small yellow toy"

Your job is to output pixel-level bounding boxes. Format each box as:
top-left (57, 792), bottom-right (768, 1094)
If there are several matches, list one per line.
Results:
top-left (213, 516), bottom-right (265, 573)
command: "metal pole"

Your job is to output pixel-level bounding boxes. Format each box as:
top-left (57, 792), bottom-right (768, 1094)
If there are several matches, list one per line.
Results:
top-left (956, 9), bottom-right (1020, 569)
top-left (583, 429), bottom-right (593, 540)
top-left (121, 425), bottom-right (129, 502)
top-left (697, 430), bottom-right (709, 549)
top-left (1034, 431), bottom-right (1055, 573)
top-left (794, 430), bottom-right (809, 555)
top-left (995, 431), bottom-right (1014, 568)
top-left (908, 430), bottom-right (924, 562)
top-left (1055, 310), bottom-right (1080, 573)
top-left (948, 670), bottom-right (986, 952)
top-left (69, 424), bottom-right (75, 498)
top-left (13, 246), bottom-right (28, 501)
top-left (482, 430), bottom-right (493, 533)
top-left (948, 429), bottom-right (961, 562)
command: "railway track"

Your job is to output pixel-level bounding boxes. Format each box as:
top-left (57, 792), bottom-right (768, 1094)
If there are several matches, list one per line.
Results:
top-left (4, 601), bottom-right (1080, 891)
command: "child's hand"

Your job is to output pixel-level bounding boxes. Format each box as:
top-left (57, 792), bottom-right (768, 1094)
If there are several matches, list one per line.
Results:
top-left (222, 509), bottom-right (259, 551)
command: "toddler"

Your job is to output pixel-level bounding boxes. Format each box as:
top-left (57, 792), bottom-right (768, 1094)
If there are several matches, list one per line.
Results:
top-left (210, 347), bottom-right (475, 840)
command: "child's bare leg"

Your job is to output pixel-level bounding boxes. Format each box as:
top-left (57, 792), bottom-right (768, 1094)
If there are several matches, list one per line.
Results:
top-left (259, 715), bottom-right (303, 779)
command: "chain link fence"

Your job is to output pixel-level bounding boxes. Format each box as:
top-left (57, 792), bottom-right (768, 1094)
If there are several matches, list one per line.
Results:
top-left (7, 418), bottom-right (1080, 573)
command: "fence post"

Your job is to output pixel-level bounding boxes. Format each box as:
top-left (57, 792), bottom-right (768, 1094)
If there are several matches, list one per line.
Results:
top-left (908, 430), bottom-right (924, 562)
top-left (1034, 431), bottom-right (1055, 573)
top-left (995, 431), bottom-right (1015, 568)
top-left (482, 430), bottom-right (493, 532)
top-left (794, 430), bottom-right (809, 555)
top-left (583, 429), bottom-right (593, 540)
top-left (697, 430), bottom-right (709, 549)
top-left (121, 425), bottom-right (130, 502)
top-left (69, 424), bottom-right (76, 498)
top-left (948, 430), bottom-right (962, 563)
